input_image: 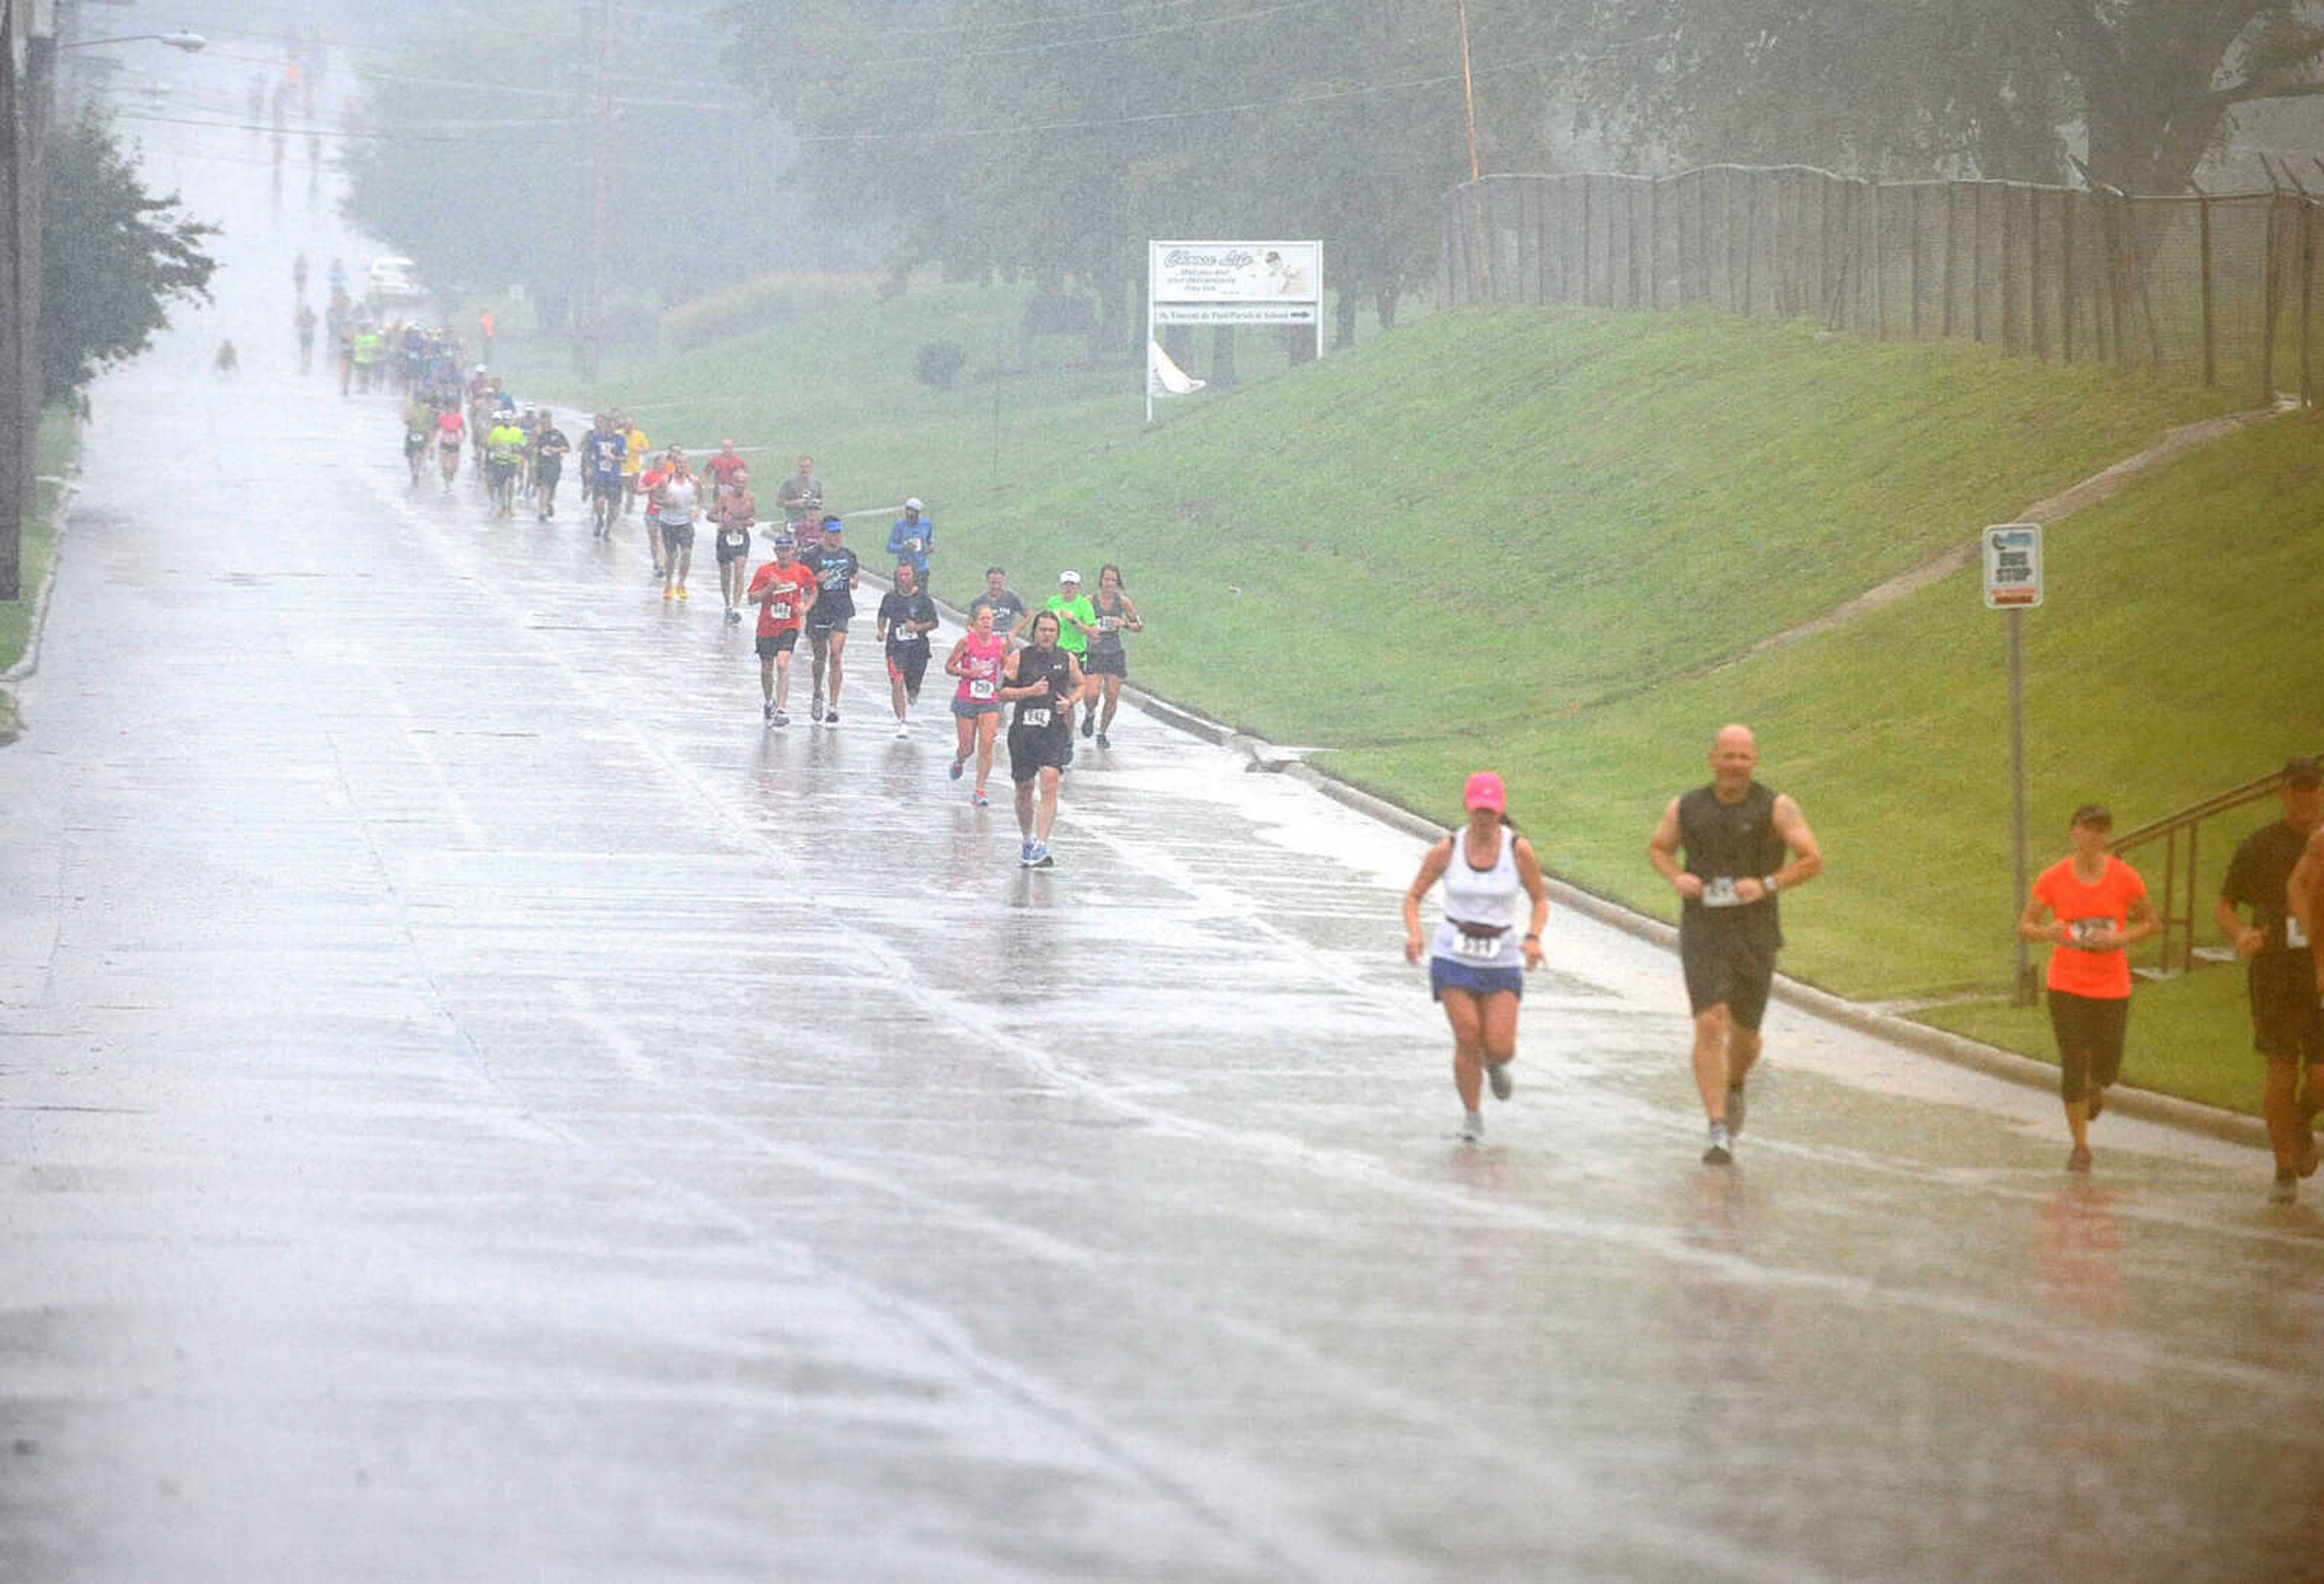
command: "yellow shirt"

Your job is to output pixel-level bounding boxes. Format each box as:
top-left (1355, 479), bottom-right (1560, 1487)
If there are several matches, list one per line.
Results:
top-left (622, 428), bottom-right (649, 477)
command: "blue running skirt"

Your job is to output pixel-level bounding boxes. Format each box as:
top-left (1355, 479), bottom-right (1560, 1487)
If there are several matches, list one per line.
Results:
top-left (1430, 957), bottom-right (1524, 1002)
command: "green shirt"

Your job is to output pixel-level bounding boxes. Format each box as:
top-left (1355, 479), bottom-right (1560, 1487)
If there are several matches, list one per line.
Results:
top-left (1045, 592), bottom-right (1097, 655)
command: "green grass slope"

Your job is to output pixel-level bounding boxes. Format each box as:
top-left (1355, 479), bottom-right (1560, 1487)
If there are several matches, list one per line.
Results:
top-left (516, 295), bottom-right (2315, 1037)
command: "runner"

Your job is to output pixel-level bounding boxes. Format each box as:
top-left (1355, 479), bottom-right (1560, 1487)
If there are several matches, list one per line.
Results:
top-left (531, 414), bottom-right (570, 520)
top-left (1647, 724), bottom-right (1825, 1165)
top-left (435, 404), bottom-right (465, 488)
top-left (579, 414), bottom-right (625, 539)
top-left (1401, 771), bottom-right (1550, 1142)
top-left (967, 566), bottom-right (1031, 644)
top-left (484, 412), bottom-right (528, 519)
top-left (295, 303), bottom-right (316, 374)
top-left (620, 415), bottom-right (649, 515)
top-left (887, 497), bottom-right (933, 597)
top-left (2215, 758), bottom-right (2324, 1203)
top-left (704, 439), bottom-right (749, 497)
top-left (800, 514), bottom-right (858, 727)
top-left (877, 563), bottom-right (939, 738)
top-left (777, 454), bottom-right (823, 529)
top-left (1000, 610), bottom-right (1083, 868)
top-left (1082, 563), bottom-right (1143, 747)
top-left (1042, 571), bottom-right (1100, 734)
top-left (709, 469), bottom-right (757, 623)
top-left (652, 447), bottom-right (701, 601)
top-left (944, 604), bottom-right (1008, 807)
top-left (635, 450), bottom-right (671, 580)
top-left (2017, 804), bottom-right (2158, 1174)
top-left (746, 532), bottom-right (816, 727)
top-left (401, 391), bottom-right (433, 485)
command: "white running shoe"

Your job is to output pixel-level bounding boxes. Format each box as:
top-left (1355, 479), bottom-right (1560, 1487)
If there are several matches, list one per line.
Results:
top-left (894, 722), bottom-right (910, 739)
top-left (1487, 1061), bottom-right (1512, 1102)
top-left (1702, 1121), bottom-right (1733, 1165)
top-left (1459, 1110), bottom-right (1484, 1142)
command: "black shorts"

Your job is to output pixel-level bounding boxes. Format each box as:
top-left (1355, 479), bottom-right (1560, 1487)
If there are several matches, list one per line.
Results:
top-left (2047, 988), bottom-right (2129, 1102)
top-left (659, 521), bottom-right (695, 552)
top-left (2249, 952), bottom-right (2324, 1061)
top-left (714, 535), bottom-right (752, 565)
top-left (887, 646), bottom-right (930, 694)
top-left (1008, 724), bottom-right (1073, 784)
top-left (807, 618), bottom-right (849, 639)
top-left (487, 459), bottom-right (517, 485)
top-left (1678, 915), bottom-right (1777, 1030)
top-left (404, 433), bottom-right (427, 454)
top-left (536, 457), bottom-right (562, 485)
top-left (1083, 646), bottom-right (1127, 678)
top-left (755, 630), bottom-right (800, 658)
top-left (588, 475), bottom-right (622, 500)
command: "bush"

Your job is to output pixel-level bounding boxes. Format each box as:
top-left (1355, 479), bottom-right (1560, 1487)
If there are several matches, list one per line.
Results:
top-left (913, 340), bottom-right (968, 390)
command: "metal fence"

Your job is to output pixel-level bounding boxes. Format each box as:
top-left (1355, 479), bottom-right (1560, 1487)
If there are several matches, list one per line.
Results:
top-left (1443, 166), bottom-right (2324, 407)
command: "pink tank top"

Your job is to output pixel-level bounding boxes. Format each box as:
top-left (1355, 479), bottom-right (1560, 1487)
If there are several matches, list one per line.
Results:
top-left (954, 632), bottom-right (1007, 703)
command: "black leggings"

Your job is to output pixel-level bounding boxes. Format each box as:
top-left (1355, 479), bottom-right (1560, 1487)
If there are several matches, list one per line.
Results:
top-left (2047, 989), bottom-right (2129, 1104)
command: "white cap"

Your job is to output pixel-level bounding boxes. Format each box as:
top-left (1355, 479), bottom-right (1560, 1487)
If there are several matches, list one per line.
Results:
top-left (1059, 569), bottom-right (1081, 583)
top-left (904, 497), bottom-right (923, 511)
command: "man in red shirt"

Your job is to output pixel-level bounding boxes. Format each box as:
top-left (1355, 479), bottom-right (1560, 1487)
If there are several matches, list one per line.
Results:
top-left (746, 533), bottom-right (818, 727)
top-left (705, 439), bottom-right (749, 496)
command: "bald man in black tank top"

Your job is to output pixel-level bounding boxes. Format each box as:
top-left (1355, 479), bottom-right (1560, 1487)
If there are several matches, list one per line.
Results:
top-left (1649, 724), bottom-right (1823, 1164)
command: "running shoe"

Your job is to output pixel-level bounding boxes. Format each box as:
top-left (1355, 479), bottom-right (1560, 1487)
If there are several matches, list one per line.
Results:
top-left (1081, 712), bottom-right (1095, 739)
top-left (810, 694), bottom-right (825, 723)
top-left (2066, 1145), bottom-right (2093, 1173)
top-left (1095, 733), bottom-right (1110, 748)
top-left (675, 586), bottom-right (689, 600)
top-left (763, 699), bottom-right (775, 725)
top-left (972, 791), bottom-right (988, 807)
top-left (948, 758), bottom-right (964, 781)
top-left (661, 586), bottom-right (675, 600)
top-left (771, 709), bottom-right (789, 728)
top-left (894, 722), bottom-right (910, 739)
top-left (1459, 1110), bottom-right (1484, 1143)
top-left (1031, 843), bottom-right (1054, 869)
top-left (1019, 842), bottom-right (1035, 867)
top-left (725, 607), bottom-right (741, 624)
top-left (2270, 1170), bottom-right (2299, 1205)
top-left (1487, 1061), bottom-right (1513, 1102)
top-left (1725, 1081), bottom-right (1747, 1137)
top-left (824, 710), bottom-right (839, 728)
top-left (1702, 1120), bottom-right (1733, 1166)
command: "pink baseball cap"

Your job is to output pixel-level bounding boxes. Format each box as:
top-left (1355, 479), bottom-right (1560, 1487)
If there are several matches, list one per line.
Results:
top-left (1463, 771), bottom-right (1507, 812)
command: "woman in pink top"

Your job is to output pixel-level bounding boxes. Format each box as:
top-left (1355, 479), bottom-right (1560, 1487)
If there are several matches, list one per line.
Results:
top-left (944, 603), bottom-right (1008, 807)
top-left (2016, 803), bottom-right (2158, 1174)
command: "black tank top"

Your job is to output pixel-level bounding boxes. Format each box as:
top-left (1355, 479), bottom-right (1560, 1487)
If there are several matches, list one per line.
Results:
top-left (1678, 782), bottom-right (1785, 934)
top-left (1011, 646), bottom-right (1074, 730)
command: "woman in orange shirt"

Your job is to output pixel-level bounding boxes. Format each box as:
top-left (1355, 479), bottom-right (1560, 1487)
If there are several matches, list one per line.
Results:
top-left (2016, 804), bottom-right (2159, 1173)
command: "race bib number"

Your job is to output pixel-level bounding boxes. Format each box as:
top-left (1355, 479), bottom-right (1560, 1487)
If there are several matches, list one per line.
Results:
top-left (2288, 915), bottom-right (2309, 949)
top-left (969, 679), bottom-right (996, 700)
top-left (2070, 917), bottom-right (2114, 949)
top-left (770, 600), bottom-right (792, 619)
top-left (407, 430), bottom-right (426, 445)
top-left (1451, 929), bottom-right (1503, 961)
top-left (1101, 616), bottom-right (1121, 632)
top-left (1700, 877), bottom-right (1741, 908)
top-left (1020, 707), bottom-right (1052, 728)
top-left (905, 537), bottom-right (922, 554)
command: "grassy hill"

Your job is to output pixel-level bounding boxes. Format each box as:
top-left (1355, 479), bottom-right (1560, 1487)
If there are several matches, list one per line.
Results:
top-left (507, 292), bottom-right (2324, 1108)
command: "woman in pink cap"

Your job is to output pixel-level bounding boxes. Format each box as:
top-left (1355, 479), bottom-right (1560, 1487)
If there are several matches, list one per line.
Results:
top-left (1401, 771), bottom-right (1549, 1142)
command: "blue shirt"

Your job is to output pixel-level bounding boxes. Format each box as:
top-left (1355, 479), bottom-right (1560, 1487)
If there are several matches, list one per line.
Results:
top-left (887, 514), bottom-right (933, 575)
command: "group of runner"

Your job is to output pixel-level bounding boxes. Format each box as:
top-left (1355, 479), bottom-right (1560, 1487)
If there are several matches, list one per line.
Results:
top-left (1407, 730), bottom-right (2324, 1201)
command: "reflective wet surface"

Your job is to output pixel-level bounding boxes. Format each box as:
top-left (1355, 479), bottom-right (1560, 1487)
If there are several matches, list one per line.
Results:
top-left (2, 83), bottom-right (2321, 1584)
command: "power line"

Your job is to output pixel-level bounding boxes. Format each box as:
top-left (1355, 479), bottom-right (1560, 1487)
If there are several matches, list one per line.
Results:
top-left (851, 0), bottom-right (1339, 71)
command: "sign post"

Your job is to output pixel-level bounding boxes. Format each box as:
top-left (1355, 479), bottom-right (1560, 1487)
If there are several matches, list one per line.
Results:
top-left (1146, 240), bottom-right (1322, 422)
top-left (1983, 523), bottom-right (2044, 1004)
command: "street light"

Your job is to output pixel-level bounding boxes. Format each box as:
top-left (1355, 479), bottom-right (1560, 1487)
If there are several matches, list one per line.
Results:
top-left (62, 32), bottom-right (206, 53)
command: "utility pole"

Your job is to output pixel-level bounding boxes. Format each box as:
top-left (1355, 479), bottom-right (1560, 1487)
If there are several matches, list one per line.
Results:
top-left (1, 0), bottom-right (56, 604)
top-left (1454, 0), bottom-right (1480, 182)
top-left (578, 0), bottom-right (609, 384)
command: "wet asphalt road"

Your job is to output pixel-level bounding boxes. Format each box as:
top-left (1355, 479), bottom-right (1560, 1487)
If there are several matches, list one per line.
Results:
top-left (4, 74), bottom-right (2323, 1584)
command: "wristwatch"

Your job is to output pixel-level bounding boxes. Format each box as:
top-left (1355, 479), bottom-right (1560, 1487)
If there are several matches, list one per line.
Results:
top-left (1762, 875), bottom-right (1779, 895)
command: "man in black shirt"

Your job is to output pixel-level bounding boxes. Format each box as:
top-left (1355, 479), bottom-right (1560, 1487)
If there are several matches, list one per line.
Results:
top-left (1648, 724), bottom-right (1824, 1165)
top-left (2217, 756), bottom-right (2324, 1202)
top-left (878, 563), bottom-right (940, 738)
top-left (967, 566), bottom-right (1031, 644)
top-left (531, 417), bottom-right (570, 520)
top-left (803, 515), bottom-right (858, 727)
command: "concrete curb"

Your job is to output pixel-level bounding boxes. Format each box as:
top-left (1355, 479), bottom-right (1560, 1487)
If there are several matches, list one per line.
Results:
top-left (1140, 684), bottom-right (2270, 1154)
top-left (2, 476), bottom-right (74, 689)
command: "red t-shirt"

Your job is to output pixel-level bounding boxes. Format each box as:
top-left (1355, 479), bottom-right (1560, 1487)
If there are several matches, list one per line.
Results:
top-left (749, 559), bottom-right (815, 636)
top-left (706, 453), bottom-right (747, 488)
top-left (2033, 854), bottom-right (2147, 999)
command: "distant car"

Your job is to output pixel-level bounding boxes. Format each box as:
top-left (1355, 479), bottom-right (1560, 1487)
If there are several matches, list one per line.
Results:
top-left (367, 256), bottom-right (427, 303)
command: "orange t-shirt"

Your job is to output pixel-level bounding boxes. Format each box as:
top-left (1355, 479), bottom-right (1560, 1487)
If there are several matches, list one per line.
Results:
top-left (2032, 854), bottom-right (2146, 999)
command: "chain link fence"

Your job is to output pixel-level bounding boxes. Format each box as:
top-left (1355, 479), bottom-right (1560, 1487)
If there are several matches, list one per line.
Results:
top-left (1443, 166), bottom-right (2323, 407)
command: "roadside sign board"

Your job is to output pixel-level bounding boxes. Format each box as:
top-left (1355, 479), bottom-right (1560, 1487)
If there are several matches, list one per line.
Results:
top-left (1983, 523), bottom-right (2043, 609)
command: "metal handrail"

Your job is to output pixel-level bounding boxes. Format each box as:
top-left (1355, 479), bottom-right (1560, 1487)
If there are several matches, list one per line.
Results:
top-left (2109, 755), bottom-right (2319, 975)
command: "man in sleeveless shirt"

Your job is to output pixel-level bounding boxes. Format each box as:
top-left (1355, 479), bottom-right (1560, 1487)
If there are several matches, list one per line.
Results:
top-left (1649, 724), bottom-right (1824, 1165)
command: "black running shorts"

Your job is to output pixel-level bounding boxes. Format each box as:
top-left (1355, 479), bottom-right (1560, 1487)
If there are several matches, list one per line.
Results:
top-left (1008, 724), bottom-right (1073, 784)
top-left (1678, 915), bottom-right (1777, 1030)
top-left (2250, 952), bottom-right (2324, 1061)
top-left (755, 630), bottom-right (800, 658)
top-left (887, 647), bottom-right (930, 695)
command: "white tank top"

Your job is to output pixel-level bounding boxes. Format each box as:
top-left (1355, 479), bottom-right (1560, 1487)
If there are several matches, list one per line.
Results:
top-left (1431, 827), bottom-right (1524, 969)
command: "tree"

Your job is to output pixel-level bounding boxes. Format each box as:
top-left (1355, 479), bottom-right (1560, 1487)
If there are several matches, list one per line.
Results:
top-left (1537, 1), bottom-right (2324, 192)
top-left (39, 104), bottom-right (216, 404)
